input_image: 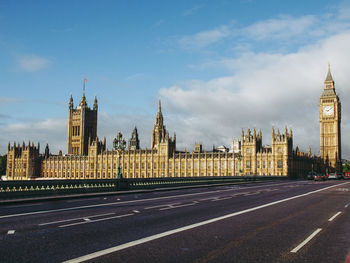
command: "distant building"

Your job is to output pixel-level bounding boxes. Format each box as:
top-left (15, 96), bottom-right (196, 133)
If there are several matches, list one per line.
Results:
top-left (6, 67), bottom-right (339, 180)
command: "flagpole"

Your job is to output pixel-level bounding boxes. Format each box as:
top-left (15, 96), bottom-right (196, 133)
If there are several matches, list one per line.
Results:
top-left (83, 78), bottom-right (85, 96)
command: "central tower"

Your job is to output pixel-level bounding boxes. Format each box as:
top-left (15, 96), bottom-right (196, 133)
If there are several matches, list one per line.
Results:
top-left (67, 91), bottom-right (98, 155)
top-left (319, 65), bottom-right (341, 172)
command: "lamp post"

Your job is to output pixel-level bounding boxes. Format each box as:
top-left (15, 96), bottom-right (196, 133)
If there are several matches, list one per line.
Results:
top-left (113, 131), bottom-right (126, 179)
top-left (236, 152), bottom-right (242, 176)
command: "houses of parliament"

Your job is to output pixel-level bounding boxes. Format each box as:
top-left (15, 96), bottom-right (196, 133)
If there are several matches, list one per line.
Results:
top-left (6, 66), bottom-right (342, 180)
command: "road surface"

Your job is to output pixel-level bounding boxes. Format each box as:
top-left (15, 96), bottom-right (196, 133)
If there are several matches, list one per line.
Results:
top-left (1, 180), bottom-right (349, 263)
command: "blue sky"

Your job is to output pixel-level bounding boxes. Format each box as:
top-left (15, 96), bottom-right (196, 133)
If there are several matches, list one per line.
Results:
top-left (1, 0), bottom-right (350, 158)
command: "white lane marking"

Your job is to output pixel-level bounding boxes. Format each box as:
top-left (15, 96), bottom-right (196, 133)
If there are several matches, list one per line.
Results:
top-left (243, 191), bottom-right (261, 196)
top-left (133, 210), bottom-right (140, 213)
top-left (63, 183), bottom-right (345, 263)
top-left (83, 218), bottom-right (91, 222)
top-left (211, 196), bottom-right (233, 202)
top-left (160, 201), bottom-right (198, 210)
top-left (328, 211), bottom-right (342, 222)
top-left (0, 181), bottom-right (337, 220)
top-left (290, 228), bottom-right (322, 253)
top-left (39, 213), bottom-right (115, 226)
top-left (345, 202), bottom-right (350, 208)
top-left (59, 213), bottom-right (134, 228)
top-left (7, 230), bottom-right (15, 235)
top-left (144, 203), bottom-right (180, 210)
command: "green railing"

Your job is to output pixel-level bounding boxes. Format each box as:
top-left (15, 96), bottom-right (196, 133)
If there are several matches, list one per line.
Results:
top-left (0, 176), bottom-right (287, 200)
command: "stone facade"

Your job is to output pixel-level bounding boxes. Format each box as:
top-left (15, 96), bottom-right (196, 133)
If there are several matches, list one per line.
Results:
top-left (67, 93), bottom-right (97, 155)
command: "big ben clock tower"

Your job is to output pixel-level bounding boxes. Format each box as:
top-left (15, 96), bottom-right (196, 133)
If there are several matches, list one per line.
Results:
top-left (319, 64), bottom-right (342, 172)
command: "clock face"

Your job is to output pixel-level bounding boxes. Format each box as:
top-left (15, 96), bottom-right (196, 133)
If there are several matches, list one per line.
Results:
top-left (326, 84), bottom-right (332, 89)
top-left (323, 105), bottom-right (334, 116)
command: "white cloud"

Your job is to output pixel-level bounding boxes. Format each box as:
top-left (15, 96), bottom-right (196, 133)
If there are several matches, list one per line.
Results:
top-left (160, 32), bottom-right (350, 159)
top-left (181, 5), bottom-right (204, 16)
top-left (0, 112), bottom-right (156, 155)
top-left (17, 54), bottom-right (51, 72)
top-left (178, 25), bottom-right (231, 49)
top-left (243, 15), bottom-right (318, 41)
top-left (0, 118), bottom-right (66, 154)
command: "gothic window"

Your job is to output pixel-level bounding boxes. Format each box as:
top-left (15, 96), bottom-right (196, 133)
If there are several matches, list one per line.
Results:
top-left (257, 161), bottom-right (260, 168)
top-left (277, 160), bottom-right (283, 168)
top-left (246, 160), bottom-right (251, 169)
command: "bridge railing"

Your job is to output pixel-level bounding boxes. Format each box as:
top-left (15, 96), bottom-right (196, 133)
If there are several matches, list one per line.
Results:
top-left (0, 175), bottom-right (287, 200)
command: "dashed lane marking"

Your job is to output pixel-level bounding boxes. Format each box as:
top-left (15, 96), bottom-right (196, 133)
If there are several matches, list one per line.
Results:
top-left (59, 213), bottom-right (134, 228)
top-left (159, 201), bottom-right (198, 210)
top-left (144, 203), bottom-right (180, 210)
top-left (39, 213), bottom-right (115, 226)
top-left (328, 211), bottom-right (342, 222)
top-left (7, 230), bottom-right (15, 235)
top-left (290, 228), bottom-right (322, 253)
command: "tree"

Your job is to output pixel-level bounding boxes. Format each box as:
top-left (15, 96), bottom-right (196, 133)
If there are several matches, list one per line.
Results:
top-left (0, 154), bottom-right (7, 176)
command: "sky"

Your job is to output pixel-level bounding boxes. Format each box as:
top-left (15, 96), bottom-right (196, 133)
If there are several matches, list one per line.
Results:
top-left (0, 0), bottom-right (350, 159)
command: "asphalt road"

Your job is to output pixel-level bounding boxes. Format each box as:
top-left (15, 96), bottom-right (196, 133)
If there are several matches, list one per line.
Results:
top-left (1, 180), bottom-right (350, 263)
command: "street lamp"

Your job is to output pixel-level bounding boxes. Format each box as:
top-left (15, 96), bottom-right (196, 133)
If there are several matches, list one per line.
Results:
top-left (113, 131), bottom-right (126, 179)
top-left (236, 152), bottom-right (242, 176)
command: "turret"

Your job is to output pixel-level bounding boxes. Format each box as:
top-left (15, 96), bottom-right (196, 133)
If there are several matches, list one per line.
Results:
top-left (69, 94), bottom-right (74, 109)
top-left (93, 96), bottom-right (98, 110)
top-left (44, 143), bottom-right (50, 158)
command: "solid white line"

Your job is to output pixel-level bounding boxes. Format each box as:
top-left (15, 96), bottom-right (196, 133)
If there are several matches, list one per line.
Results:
top-left (63, 182), bottom-right (346, 263)
top-left (328, 211), bottom-right (342, 222)
top-left (59, 213), bottom-right (134, 228)
top-left (290, 228), bottom-right (322, 253)
top-left (38, 213), bottom-right (115, 226)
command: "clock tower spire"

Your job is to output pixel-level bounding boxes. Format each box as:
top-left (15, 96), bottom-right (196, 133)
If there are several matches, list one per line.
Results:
top-left (319, 64), bottom-right (341, 172)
